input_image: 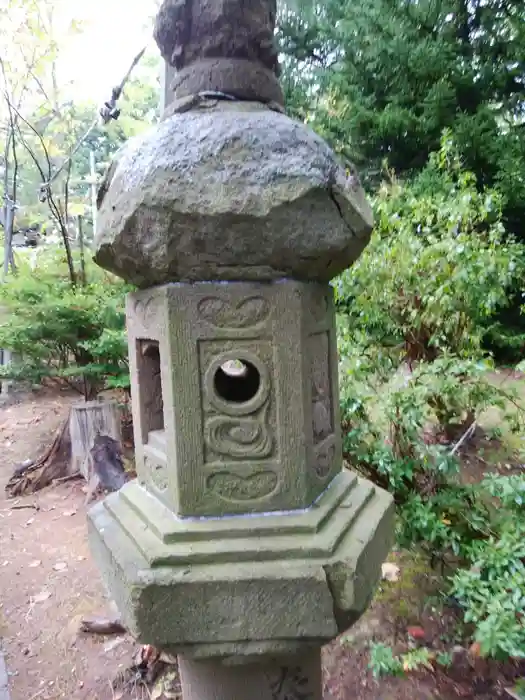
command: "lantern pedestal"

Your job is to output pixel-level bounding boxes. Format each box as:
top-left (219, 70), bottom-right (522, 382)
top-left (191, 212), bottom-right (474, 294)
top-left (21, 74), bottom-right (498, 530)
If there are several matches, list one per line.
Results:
top-left (89, 279), bottom-right (393, 652)
top-left (177, 651), bottom-right (322, 700)
top-left (88, 468), bottom-right (393, 656)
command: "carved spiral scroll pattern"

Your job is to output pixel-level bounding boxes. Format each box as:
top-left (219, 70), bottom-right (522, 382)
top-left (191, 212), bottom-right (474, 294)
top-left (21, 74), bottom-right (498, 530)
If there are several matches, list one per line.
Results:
top-left (145, 457), bottom-right (168, 492)
top-left (309, 331), bottom-right (336, 481)
top-left (314, 442), bottom-right (335, 479)
top-left (205, 410), bottom-right (273, 460)
top-left (207, 470), bottom-right (278, 503)
top-left (133, 295), bottom-right (161, 332)
top-left (312, 392), bottom-right (331, 444)
top-left (310, 333), bottom-right (333, 445)
top-left (200, 339), bottom-right (278, 504)
top-left (197, 295), bottom-right (270, 329)
top-left (201, 343), bottom-right (275, 470)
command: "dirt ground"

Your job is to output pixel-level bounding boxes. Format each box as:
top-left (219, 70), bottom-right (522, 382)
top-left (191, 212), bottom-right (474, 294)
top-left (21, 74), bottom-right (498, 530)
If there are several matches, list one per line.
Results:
top-left (0, 389), bottom-right (136, 700)
top-left (0, 389), bottom-right (523, 700)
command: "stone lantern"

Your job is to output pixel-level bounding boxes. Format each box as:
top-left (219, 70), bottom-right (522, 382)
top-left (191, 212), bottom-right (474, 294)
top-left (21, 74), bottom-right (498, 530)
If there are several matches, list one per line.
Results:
top-left (89, 1), bottom-right (394, 697)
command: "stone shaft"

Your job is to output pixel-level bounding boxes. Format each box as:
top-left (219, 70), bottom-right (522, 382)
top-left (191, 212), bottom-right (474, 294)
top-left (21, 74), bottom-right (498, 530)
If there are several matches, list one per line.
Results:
top-left (178, 651), bottom-right (322, 700)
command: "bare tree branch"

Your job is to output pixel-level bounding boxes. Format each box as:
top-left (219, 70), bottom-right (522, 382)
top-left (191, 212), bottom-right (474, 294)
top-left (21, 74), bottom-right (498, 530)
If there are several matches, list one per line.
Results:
top-left (6, 98), bottom-right (52, 180)
top-left (6, 100), bottom-right (77, 286)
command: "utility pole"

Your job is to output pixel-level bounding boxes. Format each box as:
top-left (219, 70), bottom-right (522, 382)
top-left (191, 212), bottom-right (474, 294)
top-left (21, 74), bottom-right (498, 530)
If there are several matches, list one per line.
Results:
top-left (160, 61), bottom-right (176, 115)
top-left (2, 196), bottom-right (16, 281)
top-left (1, 197), bottom-right (16, 396)
top-left (77, 215), bottom-right (86, 286)
top-left (89, 150), bottom-right (98, 238)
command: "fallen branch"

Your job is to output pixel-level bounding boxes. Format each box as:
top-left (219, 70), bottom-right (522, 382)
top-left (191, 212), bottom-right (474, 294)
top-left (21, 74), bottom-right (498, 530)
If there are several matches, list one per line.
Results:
top-left (449, 421), bottom-right (477, 456)
top-left (80, 616), bottom-right (127, 636)
top-left (53, 472), bottom-right (82, 485)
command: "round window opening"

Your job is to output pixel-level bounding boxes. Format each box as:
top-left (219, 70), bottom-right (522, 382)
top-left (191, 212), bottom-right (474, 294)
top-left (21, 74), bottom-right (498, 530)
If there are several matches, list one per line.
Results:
top-left (214, 359), bottom-right (261, 404)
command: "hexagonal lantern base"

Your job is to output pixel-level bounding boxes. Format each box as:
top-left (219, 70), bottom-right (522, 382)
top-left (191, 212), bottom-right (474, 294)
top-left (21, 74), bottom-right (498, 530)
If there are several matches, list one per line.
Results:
top-left (88, 470), bottom-right (394, 658)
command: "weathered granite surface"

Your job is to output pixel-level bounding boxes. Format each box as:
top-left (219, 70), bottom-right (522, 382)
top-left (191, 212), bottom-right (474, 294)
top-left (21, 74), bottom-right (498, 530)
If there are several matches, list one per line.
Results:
top-left (126, 280), bottom-right (342, 517)
top-left (94, 102), bottom-right (373, 288)
top-left (88, 470), bottom-right (395, 657)
top-left (89, 0), bottom-right (392, 673)
top-left (154, 0), bottom-right (282, 105)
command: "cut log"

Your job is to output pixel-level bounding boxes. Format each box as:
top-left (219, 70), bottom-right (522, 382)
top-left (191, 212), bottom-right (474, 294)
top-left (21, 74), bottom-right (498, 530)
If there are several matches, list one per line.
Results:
top-left (70, 400), bottom-right (121, 479)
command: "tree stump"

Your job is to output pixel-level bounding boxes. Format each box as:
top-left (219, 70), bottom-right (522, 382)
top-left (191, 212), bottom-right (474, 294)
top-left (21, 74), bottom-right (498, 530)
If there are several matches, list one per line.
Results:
top-left (6, 400), bottom-right (127, 499)
top-left (69, 400), bottom-right (121, 479)
top-left (5, 418), bottom-right (72, 497)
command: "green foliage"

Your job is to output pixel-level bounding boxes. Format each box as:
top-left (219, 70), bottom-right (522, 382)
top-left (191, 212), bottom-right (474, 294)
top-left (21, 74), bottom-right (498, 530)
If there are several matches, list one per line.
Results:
top-left (335, 136), bottom-right (525, 363)
top-left (339, 348), bottom-right (519, 556)
top-left (450, 503), bottom-right (525, 659)
top-left (481, 473), bottom-right (525, 509)
top-left (435, 651), bottom-right (453, 668)
top-left (337, 144), bottom-right (525, 661)
top-left (511, 679), bottom-right (525, 699)
top-left (368, 643), bottom-right (404, 678)
top-left (341, 344), bottom-right (525, 659)
top-left (278, 0), bottom-right (525, 240)
top-left (0, 249), bottom-right (130, 398)
top-left (368, 643), bottom-right (434, 678)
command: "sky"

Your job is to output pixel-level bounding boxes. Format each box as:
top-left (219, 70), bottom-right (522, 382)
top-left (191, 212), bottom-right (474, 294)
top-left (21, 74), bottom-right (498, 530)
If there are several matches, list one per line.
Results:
top-left (59, 0), bottom-right (159, 103)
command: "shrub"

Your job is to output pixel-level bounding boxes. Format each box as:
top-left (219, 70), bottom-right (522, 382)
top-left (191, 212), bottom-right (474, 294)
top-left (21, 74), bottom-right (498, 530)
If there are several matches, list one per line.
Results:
top-left (0, 248), bottom-right (131, 399)
top-left (368, 642), bottom-right (437, 678)
top-left (340, 344), bottom-right (525, 658)
top-left (339, 348), bottom-right (522, 555)
top-left (335, 135), bottom-right (525, 364)
top-left (336, 139), bottom-right (525, 660)
top-left (450, 478), bottom-right (525, 660)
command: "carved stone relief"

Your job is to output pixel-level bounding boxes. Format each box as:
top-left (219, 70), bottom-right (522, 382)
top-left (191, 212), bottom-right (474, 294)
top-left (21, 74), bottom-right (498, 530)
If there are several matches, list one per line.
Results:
top-left (204, 408), bottom-right (273, 460)
top-left (197, 295), bottom-right (270, 330)
top-left (309, 333), bottom-right (333, 444)
top-left (133, 294), bottom-right (162, 332)
top-left (145, 457), bottom-right (168, 492)
top-left (313, 441), bottom-right (336, 480)
top-left (309, 332), bottom-right (335, 480)
top-left (268, 663), bottom-right (319, 700)
top-left (312, 391), bottom-right (331, 444)
top-left (198, 336), bottom-right (278, 505)
top-left (200, 340), bottom-right (275, 465)
top-left (206, 469), bottom-right (278, 503)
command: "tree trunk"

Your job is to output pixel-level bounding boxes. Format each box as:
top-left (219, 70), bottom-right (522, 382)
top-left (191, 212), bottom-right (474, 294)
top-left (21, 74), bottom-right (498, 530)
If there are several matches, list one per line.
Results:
top-left (69, 399), bottom-right (121, 479)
